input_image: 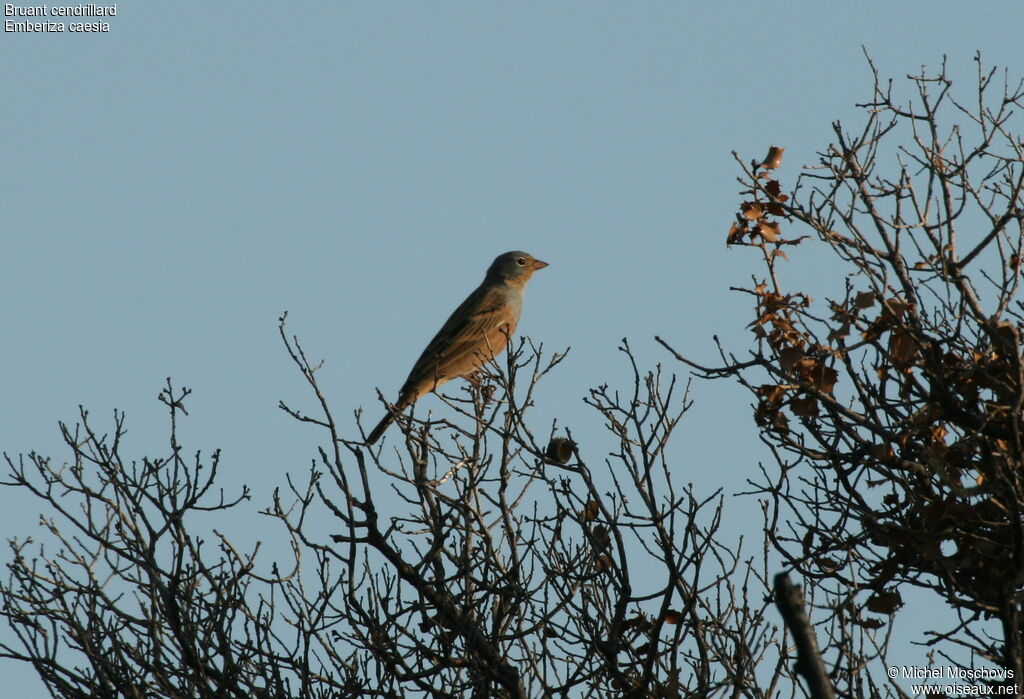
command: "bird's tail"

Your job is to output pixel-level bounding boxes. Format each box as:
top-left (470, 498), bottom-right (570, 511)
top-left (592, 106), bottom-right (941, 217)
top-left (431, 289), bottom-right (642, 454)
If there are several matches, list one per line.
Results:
top-left (366, 411), bottom-right (394, 445)
top-left (367, 394), bottom-right (413, 444)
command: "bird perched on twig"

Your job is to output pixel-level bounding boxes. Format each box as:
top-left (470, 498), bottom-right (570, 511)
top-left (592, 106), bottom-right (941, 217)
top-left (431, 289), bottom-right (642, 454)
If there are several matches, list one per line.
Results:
top-left (366, 251), bottom-right (548, 444)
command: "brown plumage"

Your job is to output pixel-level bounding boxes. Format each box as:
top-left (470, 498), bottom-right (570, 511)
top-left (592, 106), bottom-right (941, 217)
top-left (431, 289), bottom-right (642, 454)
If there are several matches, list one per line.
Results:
top-left (366, 251), bottom-right (548, 444)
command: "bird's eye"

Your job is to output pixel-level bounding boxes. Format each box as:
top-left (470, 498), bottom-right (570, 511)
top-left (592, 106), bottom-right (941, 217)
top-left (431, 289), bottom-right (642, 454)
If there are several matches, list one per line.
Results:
top-left (516, 257), bottom-right (527, 266)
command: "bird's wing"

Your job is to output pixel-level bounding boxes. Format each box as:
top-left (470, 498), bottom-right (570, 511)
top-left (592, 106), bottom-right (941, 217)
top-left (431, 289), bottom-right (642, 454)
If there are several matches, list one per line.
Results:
top-left (399, 283), bottom-right (515, 399)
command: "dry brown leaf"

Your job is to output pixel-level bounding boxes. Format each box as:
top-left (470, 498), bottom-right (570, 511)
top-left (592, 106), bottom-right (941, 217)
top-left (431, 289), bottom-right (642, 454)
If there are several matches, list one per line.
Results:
top-left (758, 220), bottom-right (780, 242)
top-left (794, 358), bottom-right (839, 394)
top-left (889, 329), bottom-right (917, 370)
top-left (869, 443), bottom-right (895, 463)
top-left (866, 590), bottom-right (903, 615)
top-left (854, 291), bottom-right (876, 309)
top-left (757, 384), bottom-right (788, 405)
top-left (727, 221), bottom-right (747, 245)
top-left (790, 395), bottom-right (819, 417)
top-left (741, 202), bottom-right (764, 221)
top-left (817, 365), bottom-right (839, 394)
top-left (778, 346), bottom-right (804, 372)
top-left (545, 437), bottom-right (575, 464)
top-left (762, 146), bottom-right (785, 170)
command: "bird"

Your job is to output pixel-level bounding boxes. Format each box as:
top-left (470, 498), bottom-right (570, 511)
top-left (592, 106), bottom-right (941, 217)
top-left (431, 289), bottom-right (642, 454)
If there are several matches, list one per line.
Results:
top-left (366, 251), bottom-right (548, 444)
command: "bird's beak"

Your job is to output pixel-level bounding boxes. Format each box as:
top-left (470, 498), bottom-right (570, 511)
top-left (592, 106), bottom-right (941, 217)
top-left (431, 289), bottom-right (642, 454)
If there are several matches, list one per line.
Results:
top-left (532, 258), bottom-right (549, 271)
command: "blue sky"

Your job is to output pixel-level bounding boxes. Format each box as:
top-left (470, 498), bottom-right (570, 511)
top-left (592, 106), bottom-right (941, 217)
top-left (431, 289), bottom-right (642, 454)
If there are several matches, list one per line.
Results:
top-left (3, 2), bottom-right (1023, 694)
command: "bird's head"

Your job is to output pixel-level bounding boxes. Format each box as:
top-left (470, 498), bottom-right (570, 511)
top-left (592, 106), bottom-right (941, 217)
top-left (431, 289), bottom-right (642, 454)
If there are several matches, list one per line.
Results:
top-left (486, 251), bottom-right (549, 285)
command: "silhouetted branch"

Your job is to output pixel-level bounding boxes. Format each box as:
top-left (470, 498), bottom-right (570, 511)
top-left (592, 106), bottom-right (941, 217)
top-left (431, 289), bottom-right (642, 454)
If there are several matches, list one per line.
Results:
top-left (774, 573), bottom-right (834, 699)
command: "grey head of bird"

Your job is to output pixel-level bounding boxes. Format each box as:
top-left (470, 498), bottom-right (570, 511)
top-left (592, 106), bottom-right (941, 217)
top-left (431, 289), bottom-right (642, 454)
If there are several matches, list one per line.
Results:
top-left (485, 251), bottom-right (549, 286)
